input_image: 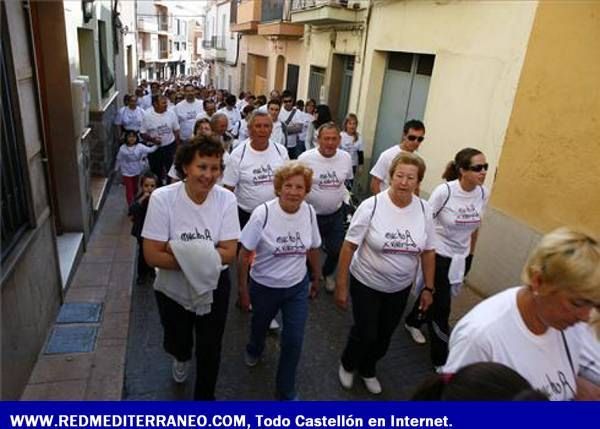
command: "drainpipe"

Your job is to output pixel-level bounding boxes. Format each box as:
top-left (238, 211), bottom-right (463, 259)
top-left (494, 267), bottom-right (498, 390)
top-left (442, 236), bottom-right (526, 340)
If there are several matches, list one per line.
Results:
top-left (354, 0), bottom-right (372, 114)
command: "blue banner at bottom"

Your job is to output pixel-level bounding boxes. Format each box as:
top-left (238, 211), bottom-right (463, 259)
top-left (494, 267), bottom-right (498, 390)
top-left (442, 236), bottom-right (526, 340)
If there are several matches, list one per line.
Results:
top-left (1, 402), bottom-right (598, 429)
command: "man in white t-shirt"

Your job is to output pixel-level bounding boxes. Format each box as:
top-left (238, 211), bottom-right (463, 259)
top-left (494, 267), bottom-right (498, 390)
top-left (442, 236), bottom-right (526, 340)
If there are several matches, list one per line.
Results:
top-left (174, 83), bottom-right (204, 143)
top-left (196, 100), bottom-right (216, 121)
top-left (140, 81), bottom-right (160, 110)
top-left (267, 99), bottom-right (285, 148)
top-left (370, 119), bottom-right (426, 194)
top-left (217, 94), bottom-right (241, 137)
top-left (141, 95), bottom-right (180, 184)
top-left (222, 111), bottom-right (289, 228)
top-left (298, 123), bottom-right (353, 292)
top-left (278, 90), bottom-right (304, 160)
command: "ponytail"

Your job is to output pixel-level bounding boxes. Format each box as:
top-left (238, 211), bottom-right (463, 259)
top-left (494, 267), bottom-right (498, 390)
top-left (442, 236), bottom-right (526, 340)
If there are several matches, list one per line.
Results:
top-left (442, 160), bottom-right (459, 181)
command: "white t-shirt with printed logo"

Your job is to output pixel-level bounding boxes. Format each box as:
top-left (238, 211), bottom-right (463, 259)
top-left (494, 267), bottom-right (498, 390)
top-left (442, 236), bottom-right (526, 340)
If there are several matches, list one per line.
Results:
top-left (370, 146), bottom-right (423, 190)
top-left (240, 199), bottom-right (321, 288)
top-left (345, 192), bottom-right (437, 293)
top-left (115, 106), bottom-right (145, 131)
top-left (429, 180), bottom-right (490, 258)
top-left (298, 148), bottom-right (353, 215)
top-left (217, 106), bottom-right (241, 135)
top-left (141, 182), bottom-right (240, 308)
top-left (175, 100), bottom-right (204, 141)
top-left (222, 140), bottom-right (289, 212)
top-left (141, 109), bottom-right (180, 147)
top-left (340, 132), bottom-right (364, 167)
top-left (444, 287), bottom-right (588, 401)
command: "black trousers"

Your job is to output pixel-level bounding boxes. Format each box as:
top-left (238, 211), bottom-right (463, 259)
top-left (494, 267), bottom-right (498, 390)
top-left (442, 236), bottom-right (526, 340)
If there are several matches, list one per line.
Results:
top-left (238, 207), bottom-right (253, 230)
top-left (341, 275), bottom-right (411, 377)
top-left (316, 207), bottom-right (345, 278)
top-left (148, 142), bottom-right (176, 184)
top-left (154, 269), bottom-right (231, 400)
top-left (136, 238), bottom-right (154, 279)
top-left (405, 253), bottom-right (473, 366)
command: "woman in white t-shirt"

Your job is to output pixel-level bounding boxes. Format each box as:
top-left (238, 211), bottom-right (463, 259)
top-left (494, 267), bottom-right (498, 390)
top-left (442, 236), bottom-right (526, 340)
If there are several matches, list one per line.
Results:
top-left (444, 227), bottom-right (600, 400)
top-left (339, 113), bottom-right (365, 183)
top-left (404, 148), bottom-right (489, 370)
top-left (335, 152), bottom-right (437, 395)
top-left (238, 161), bottom-right (322, 400)
top-left (142, 136), bottom-right (240, 400)
top-left (114, 94), bottom-right (145, 134)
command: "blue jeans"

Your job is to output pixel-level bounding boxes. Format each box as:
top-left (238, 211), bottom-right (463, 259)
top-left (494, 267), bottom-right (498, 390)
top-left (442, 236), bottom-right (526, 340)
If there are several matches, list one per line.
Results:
top-left (246, 274), bottom-right (309, 400)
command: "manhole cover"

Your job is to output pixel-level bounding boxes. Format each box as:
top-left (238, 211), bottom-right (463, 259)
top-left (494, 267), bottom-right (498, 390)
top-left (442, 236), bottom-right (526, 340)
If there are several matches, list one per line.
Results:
top-left (45, 326), bottom-right (98, 354)
top-left (56, 302), bottom-right (102, 324)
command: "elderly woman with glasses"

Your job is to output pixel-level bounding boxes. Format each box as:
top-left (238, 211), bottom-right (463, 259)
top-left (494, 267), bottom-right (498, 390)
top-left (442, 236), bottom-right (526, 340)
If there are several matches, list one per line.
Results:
top-left (443, 227), bottom-right (600, 400)
top-left (404, 148), bottom-right (489, 371)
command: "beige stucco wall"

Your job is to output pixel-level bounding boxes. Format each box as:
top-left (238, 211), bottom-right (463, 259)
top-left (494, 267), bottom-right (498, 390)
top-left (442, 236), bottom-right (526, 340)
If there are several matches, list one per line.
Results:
top-left (357, 0), bottom-right (539, 194)
top-left (490, 0), bottom-right (600, 234)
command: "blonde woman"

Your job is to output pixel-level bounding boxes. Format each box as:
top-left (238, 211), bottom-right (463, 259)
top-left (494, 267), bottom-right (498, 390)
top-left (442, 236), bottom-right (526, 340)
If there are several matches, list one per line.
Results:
top-left (444, 227), bottom-right (600, 400)
top-left (238, 161), bottom-right (321, 400)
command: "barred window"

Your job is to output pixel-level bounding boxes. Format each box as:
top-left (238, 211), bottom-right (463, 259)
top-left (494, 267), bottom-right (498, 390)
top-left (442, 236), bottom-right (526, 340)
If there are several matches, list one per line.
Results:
top-left (1, 24), bottom-right (32, 260)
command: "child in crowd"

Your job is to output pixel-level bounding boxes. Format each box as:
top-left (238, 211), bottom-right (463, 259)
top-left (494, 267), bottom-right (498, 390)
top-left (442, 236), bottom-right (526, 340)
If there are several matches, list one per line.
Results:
top-left (339, 113), bottom-right (364, 187)
top-left (128, 172), bottom-right (158, 285)
top-left (115, 130), bottom-right (159, 205)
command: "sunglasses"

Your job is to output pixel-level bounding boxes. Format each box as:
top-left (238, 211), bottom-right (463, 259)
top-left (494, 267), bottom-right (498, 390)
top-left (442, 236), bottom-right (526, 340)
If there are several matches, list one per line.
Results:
top-left (406, 135), bottom-right (425, 142)
top-left (468, 163), bottom-right (489, 172)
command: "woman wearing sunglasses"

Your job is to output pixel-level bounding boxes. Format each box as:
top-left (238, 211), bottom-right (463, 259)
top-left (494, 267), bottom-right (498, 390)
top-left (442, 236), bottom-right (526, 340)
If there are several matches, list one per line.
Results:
top-left (443, 227), bottom-right (600, 400)
top-left (404, 148), bottom-right (489, 372)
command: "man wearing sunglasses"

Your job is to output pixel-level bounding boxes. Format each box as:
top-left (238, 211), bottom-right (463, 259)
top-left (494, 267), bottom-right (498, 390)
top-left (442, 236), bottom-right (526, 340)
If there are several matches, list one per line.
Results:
top-left (278, 90), bottom-right (304, 159)
top-left (370, 119), bottom-right (425, 194)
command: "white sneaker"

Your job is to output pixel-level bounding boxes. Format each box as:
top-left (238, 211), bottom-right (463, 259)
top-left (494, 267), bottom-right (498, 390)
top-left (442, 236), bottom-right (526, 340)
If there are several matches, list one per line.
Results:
top-left (404, 323), bottom-right (426, 344)
top-left (362, 376), bottom-right (382, 394)
top-left (269, 319), bottom-right (280, 330)
top-left (325, 276), bottom-right (336, 293)
top-left (338, 364), bottom-right (354, 389)
top-left (172, 359), bottom-right (189, 383)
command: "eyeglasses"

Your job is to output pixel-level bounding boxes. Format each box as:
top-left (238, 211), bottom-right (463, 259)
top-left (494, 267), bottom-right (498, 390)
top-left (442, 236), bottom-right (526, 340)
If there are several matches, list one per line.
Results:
top-left (468, 163), bottom-right (489, 172)
top-left (406, 135), bottom-right (425, 142)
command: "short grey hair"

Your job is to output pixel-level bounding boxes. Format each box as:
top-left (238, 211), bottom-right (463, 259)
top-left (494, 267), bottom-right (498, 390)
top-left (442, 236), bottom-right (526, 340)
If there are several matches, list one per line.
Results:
top-left (247, 110), bottom-right (272, 127)
top-left (210, 112), bottom-right (228, 127)
top-left (317, 121), bottom-right (341, 138)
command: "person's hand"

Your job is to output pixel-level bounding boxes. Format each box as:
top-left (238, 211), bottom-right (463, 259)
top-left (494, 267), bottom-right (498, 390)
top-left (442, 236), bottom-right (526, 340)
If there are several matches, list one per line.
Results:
top-left (238, 289), bottom-right (251, 312)
top-left (334, 282), bottom-right (349, 311)
top-left (309, 279), bottom-right (319, 299)
top-left (165, 242), bottom-right (174, 255)
top-left (419, 289), bottom-right (434, 312)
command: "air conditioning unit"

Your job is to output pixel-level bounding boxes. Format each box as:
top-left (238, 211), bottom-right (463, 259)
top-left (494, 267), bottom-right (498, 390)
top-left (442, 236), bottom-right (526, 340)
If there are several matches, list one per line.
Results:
top-left (71, 76), bottom-right (90, 138)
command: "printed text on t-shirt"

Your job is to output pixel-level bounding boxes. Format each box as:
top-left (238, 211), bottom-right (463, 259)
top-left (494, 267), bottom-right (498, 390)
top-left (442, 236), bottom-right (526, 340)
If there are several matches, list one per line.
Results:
top-left (273, 232), bottom-right (307, 257)
top-left (382, 229), bottom-right (420, 254)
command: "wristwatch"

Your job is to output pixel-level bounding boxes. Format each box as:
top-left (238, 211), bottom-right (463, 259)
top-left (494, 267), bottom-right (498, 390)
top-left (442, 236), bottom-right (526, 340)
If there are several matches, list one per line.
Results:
top-left (422, 287), bottom-right (435, 295)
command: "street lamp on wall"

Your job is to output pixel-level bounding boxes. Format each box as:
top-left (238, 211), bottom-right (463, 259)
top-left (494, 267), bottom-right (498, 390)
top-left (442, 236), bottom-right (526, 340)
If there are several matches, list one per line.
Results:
top-left (82, 0), bottom-right (94, 23)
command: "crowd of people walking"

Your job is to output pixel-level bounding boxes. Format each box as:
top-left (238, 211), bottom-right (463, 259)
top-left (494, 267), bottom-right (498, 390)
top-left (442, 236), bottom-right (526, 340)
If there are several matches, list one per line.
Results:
top-left (114, 77), bottom-right (600, 401)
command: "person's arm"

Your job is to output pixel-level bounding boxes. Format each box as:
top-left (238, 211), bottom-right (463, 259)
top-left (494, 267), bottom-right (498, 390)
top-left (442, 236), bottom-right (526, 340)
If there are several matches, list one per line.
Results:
top-left (307, 248), bottom-right (321, 299)
top-left (470, 229), bottom-right (479, 255)
top-left (141, 133), bottom-right (160, 145)
top-left (419, 249), bottom-right (436, 312)
top-left (335, 241), bottom-right (358, 310)
top-left (143, 239), bottom-right (179, 270)
top-left (237, 246), bottom-right (252, 312)
top-left (173, 129), bottom-right (181, 145)
top-left (370, 176), bottom-right (382, 194)
top-left (216, 239), bottom-right (237, 265)
top-left (576, 376), bottom-right (600, 400)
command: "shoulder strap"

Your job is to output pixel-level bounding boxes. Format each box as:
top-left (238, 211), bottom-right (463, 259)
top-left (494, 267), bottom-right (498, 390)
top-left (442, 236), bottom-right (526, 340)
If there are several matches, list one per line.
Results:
top-left (261, 203), bottom-right (269, 230)
top-left (273, 142), bottom-right (283, 158)
top-left (419, 198), bottom-right (425, 215)
top-left (560, 331), bottom-right (576, 378)
top-left (239, 142), bottom-right (247, 164)
top-left (433, 182), bottom-right (451, 219)
top-left (480, 185), bottom-right (485, 200)
top-left (307, 203), bottom-right (314, 226)
top-left (369, 195), bottom-right (378, 222)
top-left (285, 108), bottom-right (297, 126)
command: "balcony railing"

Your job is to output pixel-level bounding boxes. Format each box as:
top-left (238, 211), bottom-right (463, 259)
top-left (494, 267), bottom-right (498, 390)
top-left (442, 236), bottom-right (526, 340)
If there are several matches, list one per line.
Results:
top-left (261, 0), bottom-right (285, 22)
top-left (291, 0), bottom-right (348, 10)
top-left (202, 39), bottom-right (215, 49)
top-left (159, 16), bottom-right (169, 32)
top-left (159, 49), bottom-right (168, 59)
